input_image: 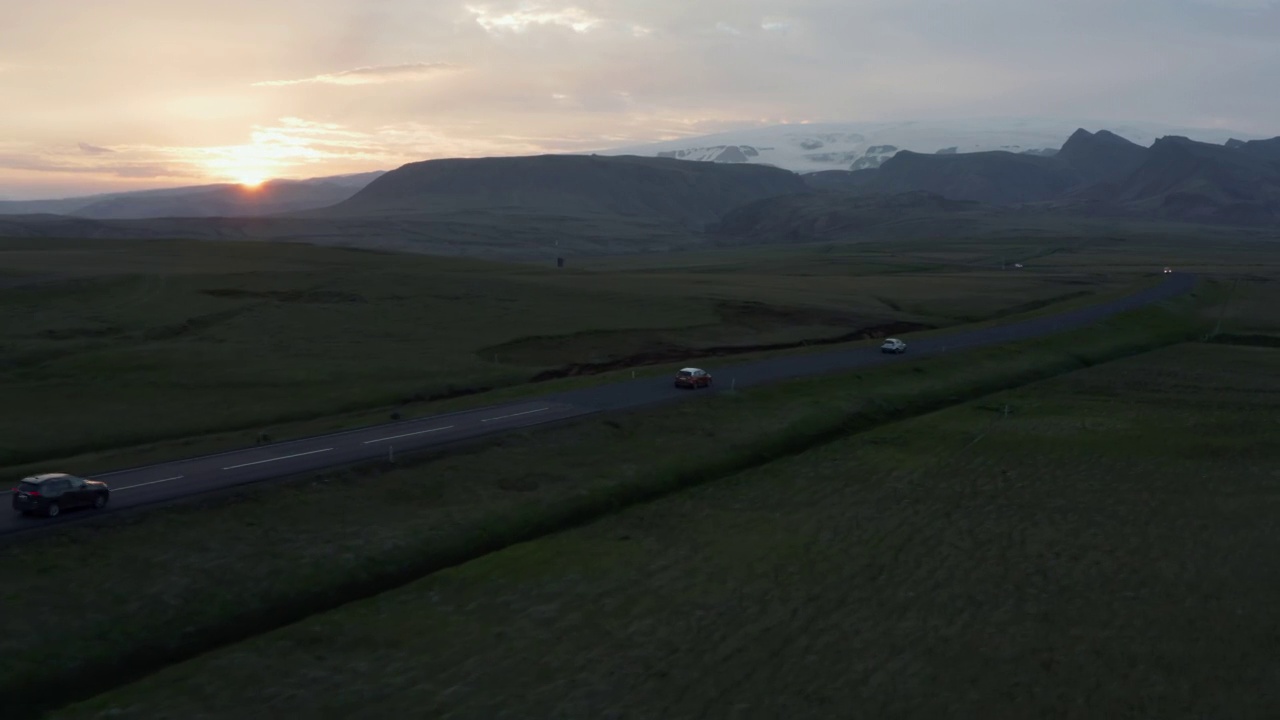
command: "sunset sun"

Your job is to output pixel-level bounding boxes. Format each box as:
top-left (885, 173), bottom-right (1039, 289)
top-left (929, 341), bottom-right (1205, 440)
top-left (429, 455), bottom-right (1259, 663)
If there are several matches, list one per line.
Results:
top-left (237, 173), bottom-right (267, 188)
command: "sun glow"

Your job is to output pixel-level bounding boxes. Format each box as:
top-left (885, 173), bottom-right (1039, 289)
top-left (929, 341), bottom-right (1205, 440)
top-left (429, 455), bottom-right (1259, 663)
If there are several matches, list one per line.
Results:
top-left (198, 136), bottom-right (306, 188)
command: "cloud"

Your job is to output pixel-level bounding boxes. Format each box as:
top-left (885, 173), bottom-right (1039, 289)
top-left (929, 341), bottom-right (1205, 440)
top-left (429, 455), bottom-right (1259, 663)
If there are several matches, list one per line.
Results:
top-left (3, 0), bottom-right (1279, 200)
top-left (466, 4), bottom-right (603, 33)
top-left (2, 113), bottom-right (776, 191)
top-left (253, 62), bottom-right (456, 87)
top-left (0, 146), bottom-right (187, 180)
top-left (78, 142), bottom-right (114, 155)
top-left (1, 116), bottom-right (601, 190)
top-left (1191, 0), bottom-right (1277, 8)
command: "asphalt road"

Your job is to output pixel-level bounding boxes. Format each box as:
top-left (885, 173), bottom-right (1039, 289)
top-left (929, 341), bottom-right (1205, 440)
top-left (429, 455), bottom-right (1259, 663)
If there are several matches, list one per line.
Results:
top-left (2, 272), bottom-right (1196, 537)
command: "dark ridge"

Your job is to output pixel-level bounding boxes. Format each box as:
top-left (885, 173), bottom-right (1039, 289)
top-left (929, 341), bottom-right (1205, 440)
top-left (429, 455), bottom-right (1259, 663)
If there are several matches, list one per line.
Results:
top-left (324, 153), bottom-right (808, 229)
top-left (1058, 128), bottom-right (1148, 185)
top-left (872, 150), bottom-right (1083, 204)
top-left (526, 321), bottom-right (935, 381)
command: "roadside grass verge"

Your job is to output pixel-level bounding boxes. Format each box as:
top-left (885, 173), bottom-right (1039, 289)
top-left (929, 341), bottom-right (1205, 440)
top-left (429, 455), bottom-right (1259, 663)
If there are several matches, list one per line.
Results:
top-left (0, 294), bottom-right (1207, 719)
top-left (0, 235), bottom-right (1142, 468)
top-left (53, 343), bottom-right (1280, 719)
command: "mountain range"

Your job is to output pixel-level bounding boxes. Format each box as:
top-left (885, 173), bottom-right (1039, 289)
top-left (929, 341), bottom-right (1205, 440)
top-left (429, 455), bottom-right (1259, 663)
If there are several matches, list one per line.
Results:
top-left (0, 157), bottom-right (810, 259)
top-left (782, 129), bottom-right (1280, 226)
top-left (2, 118), bottom-right (1259, 221)
top-left (0, 122), bottom-right (1276, 260)
top-left (601, 118), bottom-right (1259, 174)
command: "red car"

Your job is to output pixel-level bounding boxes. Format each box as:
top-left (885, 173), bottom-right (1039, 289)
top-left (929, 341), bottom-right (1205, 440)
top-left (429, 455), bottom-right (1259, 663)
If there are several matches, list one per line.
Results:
top-left (674, 367), bottom-right (713, 389)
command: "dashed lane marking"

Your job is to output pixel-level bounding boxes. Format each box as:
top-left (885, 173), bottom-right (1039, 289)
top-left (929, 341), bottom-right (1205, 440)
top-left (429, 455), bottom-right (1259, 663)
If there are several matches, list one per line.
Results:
top-left (222, 448), bottom-right (333, 470)
top-left (114, 476), bottom-right (184, 491)
top-left (481, 407), bottom-right (550, 423)
top-left (363, 426), bottom-right (455, 444)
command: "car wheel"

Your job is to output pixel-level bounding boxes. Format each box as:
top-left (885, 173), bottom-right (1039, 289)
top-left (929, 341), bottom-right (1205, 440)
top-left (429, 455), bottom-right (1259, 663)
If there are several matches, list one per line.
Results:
top-left (93, 493), bottom-right (108, 509)
top-left (46, 502), bottom-right (61, 518)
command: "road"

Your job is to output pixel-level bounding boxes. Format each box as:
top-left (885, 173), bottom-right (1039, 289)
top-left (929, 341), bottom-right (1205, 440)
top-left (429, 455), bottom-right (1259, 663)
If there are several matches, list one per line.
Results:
top-left (2, 272), bottom-right (1196, 537)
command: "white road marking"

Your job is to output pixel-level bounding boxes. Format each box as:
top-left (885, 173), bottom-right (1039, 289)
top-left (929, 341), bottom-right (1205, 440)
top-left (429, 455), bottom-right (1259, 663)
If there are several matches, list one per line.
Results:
top-left (114, 476), bottom-right (184, 491)
top-left (222, 448), bottom-right (333, 470)
top-left (481, 407), bottom-right (550, 423)
top-left (362, 426), bottom-right (455, 444)
top-left (92, 405), bottom-right (531, 477)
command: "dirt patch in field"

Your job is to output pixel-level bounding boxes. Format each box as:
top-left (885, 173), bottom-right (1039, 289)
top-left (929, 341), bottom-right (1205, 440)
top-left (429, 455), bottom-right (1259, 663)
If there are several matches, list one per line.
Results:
top-left (40, 325), bottom-right (126, 340)
top-left (986, 290), bottom-right (1094, 318)
top-left (481, 300), bottom-right (933, 381)
top-left (1206, 333), bottom-right (1280, 347)
top-left (201, 288), bottom-right (367, 304)
top-left (497, 473), bottom-right (557, 493)
top-left (528, 319), bottom-right (932, 381)
top-left (141, 307), bottom-right (257, 341)
top-left (711, 300), bottom-right (857, 329)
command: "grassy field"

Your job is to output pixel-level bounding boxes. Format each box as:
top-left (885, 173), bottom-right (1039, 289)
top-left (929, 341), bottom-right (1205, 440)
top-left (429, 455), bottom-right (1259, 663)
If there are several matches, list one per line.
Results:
top-left (0, 268), bottom-right (1177, 484)
top-left (0, 235), bottom-right (1148, 468)
top-left (0, 295), bottom-right (1206, 719)
top-left (52, 341), bottom-right (1280, 720)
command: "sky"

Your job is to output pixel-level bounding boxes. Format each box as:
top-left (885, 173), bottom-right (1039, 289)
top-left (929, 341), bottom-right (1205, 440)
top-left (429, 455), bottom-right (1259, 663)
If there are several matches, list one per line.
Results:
top-left (1, 0), bottom-right (1277, 199)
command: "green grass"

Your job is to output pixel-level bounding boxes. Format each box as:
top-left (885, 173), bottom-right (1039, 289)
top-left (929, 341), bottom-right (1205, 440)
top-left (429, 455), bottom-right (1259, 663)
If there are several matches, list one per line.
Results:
top-left (0, 293), bottom-right (1207, 719)
top-left (52, 341), bottom-right (1280, 720)
top-left (5, 229), bottom-right (1264, 476)
top-left (0, 235), bottom-right (1146, 468)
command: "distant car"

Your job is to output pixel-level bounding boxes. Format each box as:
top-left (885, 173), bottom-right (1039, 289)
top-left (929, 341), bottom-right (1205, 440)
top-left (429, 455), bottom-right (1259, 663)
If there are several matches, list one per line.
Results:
top-left (1163, 266), bottom-right (1173, 274)
top-left (674, 367), bottom-right (713, 389)
top-left (11, 473), bottom-right (110, 518)
top-left (880, 338), bottom-right (907, 354)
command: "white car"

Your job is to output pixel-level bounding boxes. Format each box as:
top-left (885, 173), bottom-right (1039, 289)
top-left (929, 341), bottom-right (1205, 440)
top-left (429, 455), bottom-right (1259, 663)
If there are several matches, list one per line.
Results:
top-left (880, 338), bottom-right (907, 354)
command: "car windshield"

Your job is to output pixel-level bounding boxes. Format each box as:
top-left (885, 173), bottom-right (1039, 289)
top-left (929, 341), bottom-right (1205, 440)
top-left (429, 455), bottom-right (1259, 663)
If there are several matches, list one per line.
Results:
top-left (677, 371), bottom-right (692, 377)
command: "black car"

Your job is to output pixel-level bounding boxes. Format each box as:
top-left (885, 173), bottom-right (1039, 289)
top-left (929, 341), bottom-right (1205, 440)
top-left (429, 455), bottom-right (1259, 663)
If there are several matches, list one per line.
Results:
top-left (12, 473), bottom-right (110, 517)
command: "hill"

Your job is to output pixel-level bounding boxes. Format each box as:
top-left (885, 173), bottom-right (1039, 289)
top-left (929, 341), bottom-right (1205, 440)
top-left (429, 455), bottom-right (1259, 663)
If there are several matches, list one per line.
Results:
top-left (868, 151), bottom-right (1083, 204)
top-left (802, 169), bottom-right (880, 191)
top-left (1227, 137), bottom-right (1280, 161)
top-left (1111, 136), bottom-right (1280, 224)
top-left (709, 191), bottom-right (994, 244)
top-left (0, 171), bottom-right (384, 219)
top-left (321, 154), bottom-right (808, 229)
top-left (1057, 129), bottom-right (1149, 186)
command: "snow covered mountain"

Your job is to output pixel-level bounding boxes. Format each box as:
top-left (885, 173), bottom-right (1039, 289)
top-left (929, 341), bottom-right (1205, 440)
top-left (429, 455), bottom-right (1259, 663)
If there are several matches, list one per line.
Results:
top-left (600, 118), bottom-right (1263, 174)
